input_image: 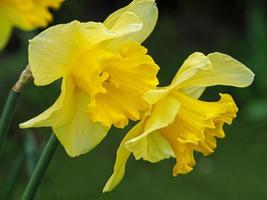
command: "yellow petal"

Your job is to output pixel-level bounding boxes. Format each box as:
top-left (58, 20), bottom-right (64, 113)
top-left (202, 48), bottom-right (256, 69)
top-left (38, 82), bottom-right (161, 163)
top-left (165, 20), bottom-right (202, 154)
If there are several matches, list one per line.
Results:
top-left (83, 12), bottom-right (143, 45)
top-left (53, 90), bottom-right (109, 157)
top-left (0, 14), bottom-right (12, 50)
top-left (29, 21), bottom-right (82, 86)
top-left (126, 130), bottom-right (174, 163)
top-left (87, 42), bottom-right (159, 128)
top-left (181, 86), bottom-right (206, 99)
top-left (101, 11), bottom-right (143, 49)
top-left (29, 17), bottom-right (146, 86)
top-left (105, 11), bottom-right (143, 38)
top-left (126, 96), bottom-right (180, 145)
top-left (20, 77), bottom-right (75, 128)
top-left (29, 21), bottom-right (111, 86)
top-left (143, 87), bottom-right (170, 104)
top-left (206, 52), bottom-right (255, 87)
top-left (174, 52), bottom-right (255, 89)
top-left (124, 96), bottom-right (179, 163)
top-left (107, 11), bottom-right (142, 33)
top-left (20, 77), bottom-right (109, 157)
top-left (104, 0), bottom-right (158, 43)
top-left (145, 52), bottom-right (255, 104)
top-left (143, 52), bottom-right (211, 103)
top-left (172, 52), bottom-right (212, 86)
top-left (103, 120), bottom-right (145, 193)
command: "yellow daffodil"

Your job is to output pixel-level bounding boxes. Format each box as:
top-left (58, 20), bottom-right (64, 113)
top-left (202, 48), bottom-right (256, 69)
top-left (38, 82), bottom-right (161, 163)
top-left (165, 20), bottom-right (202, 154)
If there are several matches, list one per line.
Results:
top-left (0, 0), bottom-right (64, 50)
top-left (103, 52), bottom-right (255, 192)
top-left (20, 0), bottom-right (159, 157)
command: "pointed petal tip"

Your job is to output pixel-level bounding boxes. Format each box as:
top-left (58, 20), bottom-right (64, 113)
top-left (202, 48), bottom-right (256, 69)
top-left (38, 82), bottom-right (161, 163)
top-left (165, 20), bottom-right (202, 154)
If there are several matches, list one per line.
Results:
top-left (19, 120), bottom-right (34, 129)
top-left (102, 176), bottom-right (116, 193)
top-left (19, 123), bottom-right (26, 129)
top-left (102, 186), bottom-right (110, 193)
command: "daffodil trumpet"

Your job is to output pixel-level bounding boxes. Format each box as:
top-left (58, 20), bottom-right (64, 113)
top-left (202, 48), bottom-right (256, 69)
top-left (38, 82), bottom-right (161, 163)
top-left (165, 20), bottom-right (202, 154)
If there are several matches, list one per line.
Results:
top-left (103, 52), bottom-right (255, 192)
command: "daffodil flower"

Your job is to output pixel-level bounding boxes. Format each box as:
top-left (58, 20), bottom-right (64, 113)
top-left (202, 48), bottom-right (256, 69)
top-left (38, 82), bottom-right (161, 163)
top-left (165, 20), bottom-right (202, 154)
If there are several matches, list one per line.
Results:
top-left (0, 0), bottom-right (64, 50)
top-left (103, 52), bottom-right (255, 192)
top-left (20, 0), bottom-right (159, 157)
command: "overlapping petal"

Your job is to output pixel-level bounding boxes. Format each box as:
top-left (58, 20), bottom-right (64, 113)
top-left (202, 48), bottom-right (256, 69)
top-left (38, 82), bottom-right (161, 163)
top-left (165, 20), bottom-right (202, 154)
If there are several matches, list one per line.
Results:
top-left (125, 96), bottom-right (180, 146)
top-left (175, 52), bottom-right (255, 89)
top-left (20, 77), bottom-right (109, 157)
top-left (20, 77), bottom-right (75, 128)
top-left (104, 0), bottom-right (158, 44)
top-left (103, 96), bottom-right (179, 191)
top-left (126, 130), bottom-right (174, 163)
top-left (143, 52), bottom-right (255, 104)
top-left (125, 96), bottom-right (179, 162)
top-left (181, 86), bottom-right (206, 99)
top-left (53, 90), bottom-right (109, 157)
top-left (29, 12), bottom-right (146, 86)
top-left (29, 21), bottom-right (82, 86)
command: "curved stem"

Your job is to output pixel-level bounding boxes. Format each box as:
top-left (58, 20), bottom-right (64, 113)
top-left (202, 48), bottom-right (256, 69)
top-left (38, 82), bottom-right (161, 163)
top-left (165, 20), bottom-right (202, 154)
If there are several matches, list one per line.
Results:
top-left (0, 90), bottom-right (21, 157)
top-left (21, 134), bottom-right (59, 200)
top-left (0, 65), bottom-right (32, 159)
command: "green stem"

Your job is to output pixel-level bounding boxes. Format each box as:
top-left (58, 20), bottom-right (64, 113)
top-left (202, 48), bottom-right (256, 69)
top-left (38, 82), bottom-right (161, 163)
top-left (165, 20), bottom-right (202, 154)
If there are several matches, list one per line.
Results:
top-left (21, 134), bottom-right (59, 200)
top-left (0, 65), bottom-right (32, 159)
top-left (0, 90), bottom-right (21, 157)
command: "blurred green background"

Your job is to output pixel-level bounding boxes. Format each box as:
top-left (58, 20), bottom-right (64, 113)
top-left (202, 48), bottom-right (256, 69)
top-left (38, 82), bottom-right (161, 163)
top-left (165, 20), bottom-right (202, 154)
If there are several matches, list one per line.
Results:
top-left (1, 0), bottom-right (267, 199)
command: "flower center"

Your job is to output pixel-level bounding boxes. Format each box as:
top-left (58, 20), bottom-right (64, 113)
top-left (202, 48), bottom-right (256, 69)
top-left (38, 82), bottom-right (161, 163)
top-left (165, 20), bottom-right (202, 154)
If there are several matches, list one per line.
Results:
top-left (85, 42), bottom-right (159, 128)
top-left (71, 47), bottom-right (118, 98)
